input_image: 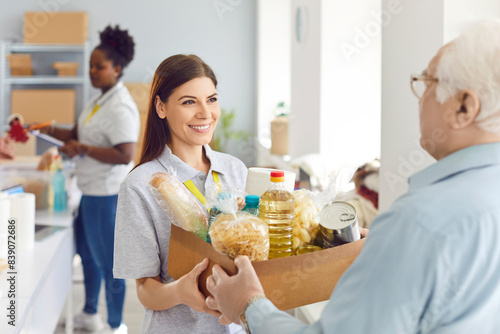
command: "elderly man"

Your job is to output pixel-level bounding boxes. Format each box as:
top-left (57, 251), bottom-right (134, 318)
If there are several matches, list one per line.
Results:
top-left (205, 18), bottom-right (500, 333)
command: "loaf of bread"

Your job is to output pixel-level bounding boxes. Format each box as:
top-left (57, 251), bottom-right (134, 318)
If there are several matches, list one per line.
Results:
top-left (209, 213), bottom-right (269, 261)
top-left (150, 172), bottom-right (208, 240)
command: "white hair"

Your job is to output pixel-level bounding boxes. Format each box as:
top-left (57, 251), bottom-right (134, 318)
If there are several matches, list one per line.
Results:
top-left (436, 18), bottom-right (500, 135)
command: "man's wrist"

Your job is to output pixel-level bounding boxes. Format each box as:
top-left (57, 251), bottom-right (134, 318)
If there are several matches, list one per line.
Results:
top-left (239, 295), bottom-right (267, 333)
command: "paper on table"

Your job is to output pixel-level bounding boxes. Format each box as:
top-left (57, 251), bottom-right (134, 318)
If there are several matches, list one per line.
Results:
top-left (30, 130), bottom-right (64, 147)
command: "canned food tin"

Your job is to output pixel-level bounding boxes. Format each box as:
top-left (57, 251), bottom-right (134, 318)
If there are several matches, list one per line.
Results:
top-left (296, 245), bottom-right (323, 255)
top-left (319, 201), bottom-right (360, 247)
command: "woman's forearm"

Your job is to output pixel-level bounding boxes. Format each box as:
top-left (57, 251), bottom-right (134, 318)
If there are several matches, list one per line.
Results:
top-left (79, 142), bottom-right (135, 165)
top-left (49, 126), bottom-right (77, 141)
top-left (136, 277), bottom-right (181, 311)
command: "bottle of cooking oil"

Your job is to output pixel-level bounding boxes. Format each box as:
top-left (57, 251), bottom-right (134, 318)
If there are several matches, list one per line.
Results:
top-left (259, 171), bottom-right (294, 259)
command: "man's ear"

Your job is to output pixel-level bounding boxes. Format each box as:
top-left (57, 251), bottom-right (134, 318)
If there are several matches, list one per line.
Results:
top-left (155, 95), bottom-right (166, 119)
top-left (449, 90), bottom-right (481, 129)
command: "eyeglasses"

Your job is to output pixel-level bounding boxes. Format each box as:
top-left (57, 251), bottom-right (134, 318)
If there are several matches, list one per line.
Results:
top-left (410, 73), bottom-right (439, 99)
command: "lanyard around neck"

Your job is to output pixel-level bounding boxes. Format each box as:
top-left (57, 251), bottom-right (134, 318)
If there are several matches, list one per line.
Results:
top-left (183, 171), bottom-right (221, 208)
top-left (84, 85), bottom-right (122, 125)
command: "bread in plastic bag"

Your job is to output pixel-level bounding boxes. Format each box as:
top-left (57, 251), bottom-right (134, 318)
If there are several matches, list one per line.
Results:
top-left (149, 172), bottom-right (208, 240)
top-left (209, 213), bottom-right (269, 261)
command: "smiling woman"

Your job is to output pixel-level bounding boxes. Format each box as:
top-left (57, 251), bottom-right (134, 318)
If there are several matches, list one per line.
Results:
top-left (113, 54), bottom-right (248, 334)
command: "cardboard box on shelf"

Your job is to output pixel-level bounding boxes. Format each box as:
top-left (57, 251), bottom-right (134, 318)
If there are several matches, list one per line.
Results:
top-left (52, 62), bottom-right (79, 76)
top-left (6, 54), bottom-right (33, 76)
top-left (23, 12), bottom-right (88, 44)
top-left (11, 89), bottom-right (75, 124)
top-left (124, 82), bottom-right (151, 164)
top-left (168, 224), bottom-right (365, 310)
top-left (6, 54), bottom-right (32, 68)
top-left (270, 116), bottom-right (288, 155)
top-left (11, 68), bottom-right (33, 76)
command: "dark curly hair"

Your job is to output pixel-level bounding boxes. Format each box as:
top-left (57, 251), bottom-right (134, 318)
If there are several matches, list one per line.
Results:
top-left (95, 25), bottom-right (135, 77)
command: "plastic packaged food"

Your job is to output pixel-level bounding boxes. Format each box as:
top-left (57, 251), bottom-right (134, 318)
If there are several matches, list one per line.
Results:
top-left (149, 172), bottom-right (208, 240)
top-left (291, 189), bottom-right (320, 252)
top-left (209, 213), bottom-right (269, 261)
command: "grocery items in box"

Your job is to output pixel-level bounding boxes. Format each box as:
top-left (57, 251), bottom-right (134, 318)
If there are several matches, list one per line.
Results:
top-left (259, 170), bottom-right (295, 259)
top-left (245, 167), bottom-right (295, 197)
top-left (149, 172), bottom-right (208, 240)
top-left (242, 195), bottom-right (259, 216)
top-left (291, 189), bottom-right (319, 252)
top-left (209, 213), bottom-right (269, 261)
top-left (319, 201), bottom-right (360, 247)
top-left (207, 192), bottom-right (233, 244)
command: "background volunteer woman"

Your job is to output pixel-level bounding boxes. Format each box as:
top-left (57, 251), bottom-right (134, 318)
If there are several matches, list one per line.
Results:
top-left (41, 25), bottom-right (139, 333)
top-left (113, 54), bottom-right (247, 333)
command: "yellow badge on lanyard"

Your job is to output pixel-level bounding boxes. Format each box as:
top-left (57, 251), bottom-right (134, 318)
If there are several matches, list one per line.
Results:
top-left (84, 104), bottom-right (100, 125)
top-left (184, 171), bottom-right (221, 208)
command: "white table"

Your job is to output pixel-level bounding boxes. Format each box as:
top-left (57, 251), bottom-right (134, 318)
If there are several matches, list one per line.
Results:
top-left (0, 208), bottom-right (75, 334)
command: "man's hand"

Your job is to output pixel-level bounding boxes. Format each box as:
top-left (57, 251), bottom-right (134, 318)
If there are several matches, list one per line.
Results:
top-left (0, 138), bottom-right (15, 159)
top-left (206, 256), bottom-right (265, 324)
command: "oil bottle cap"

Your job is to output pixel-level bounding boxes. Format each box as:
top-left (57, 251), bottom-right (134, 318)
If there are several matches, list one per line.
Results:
top-left (270, 171), bottom-right (285, 182)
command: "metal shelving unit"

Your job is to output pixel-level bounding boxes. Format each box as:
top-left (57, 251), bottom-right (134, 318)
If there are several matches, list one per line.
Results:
top-left (0, 41), bottom-right (91, 135)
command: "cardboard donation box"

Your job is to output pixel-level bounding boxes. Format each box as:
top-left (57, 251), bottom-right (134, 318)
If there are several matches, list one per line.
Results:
top-left (168, 224), bottom-right (365, 310)
top-left (24, 12), bottom-right (88, 44)
top-left (271, 116), bottom-right (288, 155)
top-left (6, 54), bottom-right (33, 76)
top-left (124, 82), bottom-right (151, 164)
top-left (11, 89), bottom-right (75, 124)
top-left (53, 62), bottom-right (79, 76)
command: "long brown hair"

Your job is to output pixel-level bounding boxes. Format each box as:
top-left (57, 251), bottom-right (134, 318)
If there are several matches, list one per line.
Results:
top-left (134, 54), bottom-right (217, 170)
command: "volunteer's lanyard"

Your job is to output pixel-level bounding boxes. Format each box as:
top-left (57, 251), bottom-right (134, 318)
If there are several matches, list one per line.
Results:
top-left (84, 86), bottom-right (123, 125)
top-left (183, 171), bottom-right (221, 208)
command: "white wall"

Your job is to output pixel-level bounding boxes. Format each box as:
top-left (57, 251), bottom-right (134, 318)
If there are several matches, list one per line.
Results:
top-left (320, 0), bottom-right (381, 169)
top-left (256, 0), bottom-right (291, 151)
top-left (0, 0), bottom-right (256, 165)
top-left (289, 0), bottom-right (321, 158)
top-left (288, 0), bottom-right (381, 169)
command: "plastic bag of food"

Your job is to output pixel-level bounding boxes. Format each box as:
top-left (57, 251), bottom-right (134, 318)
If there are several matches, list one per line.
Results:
top-left (292, 189), bottom-right (320, 251)
top-left (209, 212), bottom-right (269, 261)
top-left (149, 171), bottom-right (208, 240)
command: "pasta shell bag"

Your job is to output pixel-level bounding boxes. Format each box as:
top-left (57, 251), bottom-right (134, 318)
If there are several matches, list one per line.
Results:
top-left (292, 189), bottom-right (320, 251)
top-left (207, 187), bottom-right (269, 261)
top-left (149, 171), bottom-right (208, 240)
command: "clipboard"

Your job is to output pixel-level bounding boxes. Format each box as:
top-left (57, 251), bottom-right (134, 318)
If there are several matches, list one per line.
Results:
top-left (30, 130), bottom-right (64, 147)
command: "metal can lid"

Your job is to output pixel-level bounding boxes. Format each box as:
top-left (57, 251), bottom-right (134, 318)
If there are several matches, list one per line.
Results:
top-left (319, 201), bottom-right (358, 231)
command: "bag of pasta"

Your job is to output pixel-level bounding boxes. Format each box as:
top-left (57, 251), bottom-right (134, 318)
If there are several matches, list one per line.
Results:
top-left (292, 189), bottom-right (320, 251)
top-left (209, 212), bottom-right (269, 261)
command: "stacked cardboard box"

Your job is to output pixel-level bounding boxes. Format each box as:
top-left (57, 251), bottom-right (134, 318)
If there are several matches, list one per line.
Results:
top-left (23, 12), bottom-right (88, 44)
top-left (52, 62), bottom-right (79, 76)
top-left (6, 54), bottom-right (33, 76)
top-left (11, 89), bottom-right (75, 124)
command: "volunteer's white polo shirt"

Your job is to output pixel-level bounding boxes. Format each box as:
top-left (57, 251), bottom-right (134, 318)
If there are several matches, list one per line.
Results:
top-left (76, 81), bottom-right (140, 196)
